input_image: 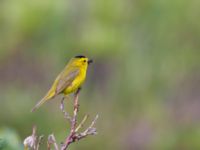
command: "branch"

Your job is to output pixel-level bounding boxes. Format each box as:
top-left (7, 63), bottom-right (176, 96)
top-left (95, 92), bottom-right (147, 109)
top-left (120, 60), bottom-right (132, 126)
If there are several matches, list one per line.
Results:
top-left (75, 114), bottom-right (89, 132)
top-left (36, 135), bottom-right (44, 150)
top-left (23, 126), bottom-right (43, 150)
top-left (60, 96), bottom-right (72, 122)
top-left (25, 88), bottom-right (98, 150)
top-left (60, 88), bottom-right (98, 150)
top-left (75, 114), bottom-right (99, 140)
top-left (47, 134), bottom-right (59, 150)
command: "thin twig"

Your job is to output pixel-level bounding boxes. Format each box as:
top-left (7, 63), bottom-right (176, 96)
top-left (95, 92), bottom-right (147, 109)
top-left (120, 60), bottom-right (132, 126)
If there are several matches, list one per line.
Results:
top-left (60, 88), bottom-right (98, 150)
top-left (61, 88), bottom-right (81, 150)
top-left (23, 126), bottom-right (37, 150)
top-left (36, 135), bottom-right (44, 150)
top-left (47, 134), bottom-right (59, 150)
top-left (60, 96), bottom-right (72, 122)
top-left (75, 114), bottom-right (99, 140)
top-left (32, 125), bottom-right (37, 150)
top-left (75, 114), bottom-right (89, 132)
top-left (83, 114), bottom-right (99, 134)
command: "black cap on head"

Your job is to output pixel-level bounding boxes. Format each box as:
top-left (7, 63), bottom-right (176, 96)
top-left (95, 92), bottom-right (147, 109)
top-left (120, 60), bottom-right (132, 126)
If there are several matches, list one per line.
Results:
top-left (74, 55), bottom-right (86, 58)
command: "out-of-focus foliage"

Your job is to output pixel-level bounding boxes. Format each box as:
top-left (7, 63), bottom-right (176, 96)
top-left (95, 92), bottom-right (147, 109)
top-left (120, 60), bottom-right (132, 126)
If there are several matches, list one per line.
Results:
top-left (0, 0), bottom-right (200, 150)
top-left (0, 128), bottom-right (22, 150)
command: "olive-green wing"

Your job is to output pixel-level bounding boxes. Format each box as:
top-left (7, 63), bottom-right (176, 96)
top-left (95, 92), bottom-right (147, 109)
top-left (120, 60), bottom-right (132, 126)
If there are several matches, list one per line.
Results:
top-left (55, 68), bottom-right (80, 94)
top-left (31, 66), bottom-right (79, 112)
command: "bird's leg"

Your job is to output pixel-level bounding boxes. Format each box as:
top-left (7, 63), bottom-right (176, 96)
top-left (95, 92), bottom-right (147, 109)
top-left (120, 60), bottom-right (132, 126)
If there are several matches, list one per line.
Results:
top-left (75, 87), bottom-right (81, 96)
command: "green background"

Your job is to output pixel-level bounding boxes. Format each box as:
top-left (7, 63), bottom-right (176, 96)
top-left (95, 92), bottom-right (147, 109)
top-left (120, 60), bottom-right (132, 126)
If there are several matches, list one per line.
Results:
top-left (0, 0), bottom-right (200, 149)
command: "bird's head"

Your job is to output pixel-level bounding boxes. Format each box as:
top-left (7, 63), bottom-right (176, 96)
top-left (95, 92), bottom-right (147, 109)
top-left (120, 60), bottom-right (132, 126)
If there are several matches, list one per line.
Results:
top-left (71, 55), bottom-right (93, 68)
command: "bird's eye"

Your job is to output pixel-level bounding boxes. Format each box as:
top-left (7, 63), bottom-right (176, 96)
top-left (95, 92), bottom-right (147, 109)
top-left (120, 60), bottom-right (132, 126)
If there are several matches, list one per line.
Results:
top-left (83, 60), bottom-right (86, 63)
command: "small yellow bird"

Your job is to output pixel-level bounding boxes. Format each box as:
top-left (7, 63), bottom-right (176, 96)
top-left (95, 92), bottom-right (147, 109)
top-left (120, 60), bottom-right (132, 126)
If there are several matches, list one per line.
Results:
top-left (31, 55), bottom-right (93, 112)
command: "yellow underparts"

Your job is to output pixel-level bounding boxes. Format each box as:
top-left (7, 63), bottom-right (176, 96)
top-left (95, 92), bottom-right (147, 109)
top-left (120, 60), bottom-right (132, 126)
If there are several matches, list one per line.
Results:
top-left (63, 68), bottom-right (86, 95)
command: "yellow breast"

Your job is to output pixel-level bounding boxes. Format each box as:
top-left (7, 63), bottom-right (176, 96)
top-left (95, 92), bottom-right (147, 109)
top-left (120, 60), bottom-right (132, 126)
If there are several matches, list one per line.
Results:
top-left (63, 68), bottom-right (86, 94)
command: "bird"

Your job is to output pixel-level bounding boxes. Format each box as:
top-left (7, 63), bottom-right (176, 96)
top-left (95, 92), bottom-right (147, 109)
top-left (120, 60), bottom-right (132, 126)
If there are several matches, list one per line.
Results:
top-left (31, 55), bottom-right (93, 112)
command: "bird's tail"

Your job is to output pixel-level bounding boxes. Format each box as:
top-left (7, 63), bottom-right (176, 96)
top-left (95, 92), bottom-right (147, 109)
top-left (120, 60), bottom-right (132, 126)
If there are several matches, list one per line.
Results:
top-left (31, 91), bottom-right (55, 112)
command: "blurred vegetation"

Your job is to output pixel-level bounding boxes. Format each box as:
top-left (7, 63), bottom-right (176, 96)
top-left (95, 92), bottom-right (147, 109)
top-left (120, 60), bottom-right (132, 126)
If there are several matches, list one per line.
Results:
top-left (0, 127), bottom-right (22, 150)
top-left (0, 0), bottom-right (200, 150)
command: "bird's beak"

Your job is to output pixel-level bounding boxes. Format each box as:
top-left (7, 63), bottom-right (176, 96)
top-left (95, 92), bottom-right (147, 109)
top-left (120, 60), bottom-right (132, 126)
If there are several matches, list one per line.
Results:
top-left (88, 59), bottom-right (93, 65)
